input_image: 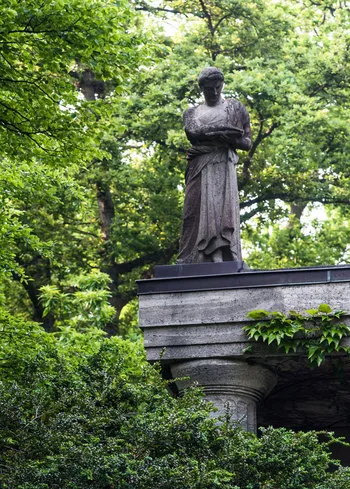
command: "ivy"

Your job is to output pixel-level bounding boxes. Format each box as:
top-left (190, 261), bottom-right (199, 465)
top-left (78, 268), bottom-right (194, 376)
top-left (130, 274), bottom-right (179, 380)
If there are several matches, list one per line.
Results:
top-left (244, 304), bottom-right (350, 367)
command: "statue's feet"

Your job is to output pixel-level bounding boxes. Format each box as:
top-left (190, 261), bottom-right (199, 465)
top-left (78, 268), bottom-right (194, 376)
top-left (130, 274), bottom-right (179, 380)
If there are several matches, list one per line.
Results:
top-left (211, 249), bottom-right (223, 263)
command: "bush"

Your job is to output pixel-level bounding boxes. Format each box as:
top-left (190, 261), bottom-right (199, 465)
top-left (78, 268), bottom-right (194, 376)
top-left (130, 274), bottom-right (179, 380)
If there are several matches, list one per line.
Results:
top-left (0, 311), bottom-right (348, 488)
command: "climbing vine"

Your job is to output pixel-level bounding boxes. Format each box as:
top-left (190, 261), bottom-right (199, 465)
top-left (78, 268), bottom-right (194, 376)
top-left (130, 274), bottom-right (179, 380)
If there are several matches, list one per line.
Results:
top-left (244, 304), bottom-right (350, 366)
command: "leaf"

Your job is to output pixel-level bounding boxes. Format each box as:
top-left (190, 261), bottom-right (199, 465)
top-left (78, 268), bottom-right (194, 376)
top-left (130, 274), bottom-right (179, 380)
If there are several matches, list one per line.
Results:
top-left (247, 310), bottom-right (269, 320)
top-left (316, 355), bottom-right (324, 367)
top-left (318, 304), bottom-right (332, 313)
top-left (306, 309), bottom-right (319, 316)
top-left (267, 335), bottom-right (275, 345)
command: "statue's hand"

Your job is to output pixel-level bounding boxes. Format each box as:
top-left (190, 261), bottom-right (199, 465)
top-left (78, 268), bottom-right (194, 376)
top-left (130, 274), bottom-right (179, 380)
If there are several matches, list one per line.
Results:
top-left (205, 131), bottom-right (223, 141)
top-left (206, 130), bottom-right (241, 143)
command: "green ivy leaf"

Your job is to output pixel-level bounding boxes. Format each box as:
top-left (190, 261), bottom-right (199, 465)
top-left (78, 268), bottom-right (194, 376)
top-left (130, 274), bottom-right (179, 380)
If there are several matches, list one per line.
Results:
top-left (246, 306), bottom-right (348, 367)
top-left (318, 304), bottom-right (332, 313)
top-left (306, 309), bottom-right (319, 316)
top-left (247, 310), bottom-right (269, 320)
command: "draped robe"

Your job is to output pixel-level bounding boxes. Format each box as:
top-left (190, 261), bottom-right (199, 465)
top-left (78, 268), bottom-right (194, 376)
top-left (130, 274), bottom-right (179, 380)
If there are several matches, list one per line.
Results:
top-left (178, 98), bottom-right (251, 264)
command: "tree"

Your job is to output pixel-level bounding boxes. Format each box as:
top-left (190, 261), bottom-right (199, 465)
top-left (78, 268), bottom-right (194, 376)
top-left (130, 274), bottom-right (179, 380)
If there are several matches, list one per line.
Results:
top-left (0, 0), bottom-right (141, 159)
top-left (0, 0), bottom-right (147, 331)
top-left (1, 0), bottom-right (350, 334)
top-left (243, 206), bottom-right (350, 269)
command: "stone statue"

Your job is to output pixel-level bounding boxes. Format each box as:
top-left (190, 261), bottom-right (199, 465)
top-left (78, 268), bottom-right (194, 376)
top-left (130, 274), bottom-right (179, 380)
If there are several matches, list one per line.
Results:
top-left (178, 67), bottom-right (252, 264)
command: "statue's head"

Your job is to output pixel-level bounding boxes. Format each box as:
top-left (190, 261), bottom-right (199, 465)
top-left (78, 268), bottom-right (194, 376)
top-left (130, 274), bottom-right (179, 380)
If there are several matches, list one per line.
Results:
top-left (198, 67), bottom-right (224, 106)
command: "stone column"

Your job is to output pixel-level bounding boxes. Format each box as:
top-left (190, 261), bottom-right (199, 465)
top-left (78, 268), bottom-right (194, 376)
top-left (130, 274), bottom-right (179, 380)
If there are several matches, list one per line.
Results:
top-left (171, 359), bottom-right (277, 433)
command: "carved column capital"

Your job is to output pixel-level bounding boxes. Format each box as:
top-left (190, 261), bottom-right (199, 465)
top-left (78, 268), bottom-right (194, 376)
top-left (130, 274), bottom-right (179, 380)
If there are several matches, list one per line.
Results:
top-left (171, 359), bottom-right (277, 432)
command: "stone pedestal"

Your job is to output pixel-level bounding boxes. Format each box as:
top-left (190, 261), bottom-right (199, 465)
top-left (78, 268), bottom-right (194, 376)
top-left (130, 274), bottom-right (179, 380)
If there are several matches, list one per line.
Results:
top-left (171, 359), bottom-right (276, 432)
top-left (137, 264), bottom-right (350, 433)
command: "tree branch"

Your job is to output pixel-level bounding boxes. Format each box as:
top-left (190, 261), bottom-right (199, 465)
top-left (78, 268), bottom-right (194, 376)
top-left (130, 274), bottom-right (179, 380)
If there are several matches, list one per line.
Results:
top-left (115, 241), bottom-right (178, 276)
top-left (198, 0), bottom-right (215, 36)
top-left (4, 14), bottom-right (85, 36)
top-left (241, 120), bottom-right (278, 187)
top-left (241, 192), bottom-right (350, 212)
top-left (0, 119), bottom-right (50, 151)
top-left (212, 14), bottom-right (231, 34)
top-left (0, 101), bottom-right (32, 123)
top-left (135, 6), bottom-right (185, 15)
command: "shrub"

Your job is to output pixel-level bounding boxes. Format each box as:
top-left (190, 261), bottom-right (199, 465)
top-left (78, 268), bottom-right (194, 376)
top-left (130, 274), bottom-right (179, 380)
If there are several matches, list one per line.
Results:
top-left (0, 311), bottom-right (348, 488)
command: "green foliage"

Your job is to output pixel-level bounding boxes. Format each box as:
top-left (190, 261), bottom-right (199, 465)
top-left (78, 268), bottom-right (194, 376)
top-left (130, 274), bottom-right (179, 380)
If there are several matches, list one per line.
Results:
top-left (316, 466), bottom-right (350, 489)
top-left (1, 0), bottom-right (350, 334)
top-left (243, 207), bottom-right (350, 269)
top-left (0, 306), bottom-right (56, 380)
top-left (0, 0), bottom-right (150, 332)
top-left (39, 271), bottom-right (116, 332)
top-left (245, 304), bottom-right (350, 366)
top-left (0, 312), bottom-right (349, 488)
top-left (0, 0), bottom-right (140, 161)
top-left (119, 297), bottom-right (141, 339)
top-left (1, 4), bottom-right (350, 485)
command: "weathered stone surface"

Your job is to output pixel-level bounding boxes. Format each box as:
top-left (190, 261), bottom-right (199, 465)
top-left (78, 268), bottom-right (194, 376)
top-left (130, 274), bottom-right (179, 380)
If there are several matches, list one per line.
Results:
top-left (142, 322), bottom-right (250, 362)
top-left (178, 67), bottom-right (251, 264)
top-left (139, 281), bottom-right (350, 362)
top-left (171, 359), bottom-right (276, 432)
top-left (140, 282), bottom-right (350, 328)
top-left (138, 265), bottom-right (350, 436)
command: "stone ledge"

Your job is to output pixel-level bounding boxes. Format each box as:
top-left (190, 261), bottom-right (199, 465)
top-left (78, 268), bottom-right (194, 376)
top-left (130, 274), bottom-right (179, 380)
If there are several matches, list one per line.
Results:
top-left (137, 265), bottom-right (350, 437)
top-left (154, 261), bottom-right (249, 277)
top-left (139, 282), bottom-right (350, 329)
top-left (137, 264), bottom-right (350, 295)
top-left (138, 265), bottom-right (350, 363)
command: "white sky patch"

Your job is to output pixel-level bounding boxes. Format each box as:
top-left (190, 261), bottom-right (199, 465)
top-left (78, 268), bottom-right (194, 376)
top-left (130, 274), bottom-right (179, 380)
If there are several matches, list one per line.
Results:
top-left (122, 140), bottom-right (156, 166)
top-left (301, 203), bottom-right (327, 234)
top-left (163, 17), bottom-right (180, 37)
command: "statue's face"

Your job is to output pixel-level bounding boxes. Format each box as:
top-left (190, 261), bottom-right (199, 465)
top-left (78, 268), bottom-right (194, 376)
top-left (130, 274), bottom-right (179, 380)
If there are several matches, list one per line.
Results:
top-left (201, 80), bottom-right (223, 106)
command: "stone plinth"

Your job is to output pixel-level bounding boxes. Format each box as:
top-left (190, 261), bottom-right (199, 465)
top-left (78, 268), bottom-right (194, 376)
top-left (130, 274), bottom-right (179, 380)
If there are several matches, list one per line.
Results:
top-left (137, 264), bottom-right (350, 433)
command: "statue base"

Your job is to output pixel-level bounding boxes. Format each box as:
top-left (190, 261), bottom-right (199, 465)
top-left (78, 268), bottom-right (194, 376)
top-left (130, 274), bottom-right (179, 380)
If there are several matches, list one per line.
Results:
top-left (154, 261), bottom-right (250, 278)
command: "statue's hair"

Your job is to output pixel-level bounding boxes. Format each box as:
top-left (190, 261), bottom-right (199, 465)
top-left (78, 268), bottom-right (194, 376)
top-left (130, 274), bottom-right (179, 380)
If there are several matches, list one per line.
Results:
top-left (198, 67), bottom-right (224, 87)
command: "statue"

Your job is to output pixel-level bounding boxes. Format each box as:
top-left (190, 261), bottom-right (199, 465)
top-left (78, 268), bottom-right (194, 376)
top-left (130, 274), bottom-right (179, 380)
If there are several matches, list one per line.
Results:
top-left (178, 67), bottom-right (252, 264)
